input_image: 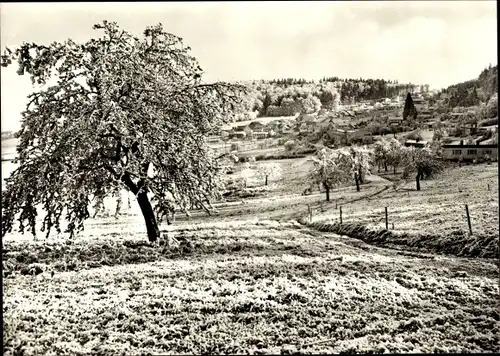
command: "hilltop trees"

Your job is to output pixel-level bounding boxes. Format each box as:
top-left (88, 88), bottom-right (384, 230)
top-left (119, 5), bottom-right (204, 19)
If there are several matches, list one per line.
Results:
top-left (403, 93), bottom-right (418, 121)
top-left (1, 21), bottom-right (246, 242)
top-left (238, 78), bottom-right (423, 119)
top-left (442, 65), bottom-right (497, 109)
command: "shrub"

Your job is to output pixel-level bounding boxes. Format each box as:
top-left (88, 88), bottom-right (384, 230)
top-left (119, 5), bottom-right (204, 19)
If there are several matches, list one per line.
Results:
top-left (405, 130), bottom-right (423, 141)
top-left (284, 140), bottom-right (296, 151)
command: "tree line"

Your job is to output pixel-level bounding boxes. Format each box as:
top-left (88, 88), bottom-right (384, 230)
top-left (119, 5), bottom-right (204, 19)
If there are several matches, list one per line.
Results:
top-left (236, 78), bottom-right (425, 119)
top-left (310, 137), bottom-right (443, 200)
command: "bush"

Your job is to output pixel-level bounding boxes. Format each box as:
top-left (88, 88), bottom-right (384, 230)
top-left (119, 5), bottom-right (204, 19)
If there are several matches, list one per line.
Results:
top-left (380, 126), bottom-right (392, 135)
top-left (405, 130), bottom-right (423, 141)
top-left (277, 138), bottom-right (288, 145)
top-left (284, 140), bottom-right (296, 151)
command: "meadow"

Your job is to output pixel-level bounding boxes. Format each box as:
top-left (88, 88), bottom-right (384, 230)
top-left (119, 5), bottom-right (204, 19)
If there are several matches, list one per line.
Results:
top-left (2, 143), bottom-right (499, 354)
top-left (3, 219), bottom-right (499, 355)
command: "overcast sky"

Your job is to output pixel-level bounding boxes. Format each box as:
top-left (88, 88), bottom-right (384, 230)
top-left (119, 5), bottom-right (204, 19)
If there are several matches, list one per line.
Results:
top-left (1, 1), bottom-right (497, 132)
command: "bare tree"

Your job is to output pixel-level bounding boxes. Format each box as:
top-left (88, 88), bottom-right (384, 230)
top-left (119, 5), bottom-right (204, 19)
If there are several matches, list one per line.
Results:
top-left (256, 162), bottom-right (282, 186)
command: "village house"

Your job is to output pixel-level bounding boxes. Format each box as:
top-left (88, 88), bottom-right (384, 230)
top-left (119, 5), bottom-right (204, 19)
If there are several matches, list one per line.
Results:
top-left (418, 109), bottom-right (433, 120)
top-left (421, 120), bottom-right (436, 130)
top-left (265, 120), bottom-right (282, 133)
top-left (442, 141), bottom-right (498, 161)
top-left (252, 131), bottom-right (268, 140)
top-left (387, 116), bottom-right (404, 127)
top-left (461, 123), bottom-right (478, 136)
top-left (220, 125), bottom-right (232, 138)
top-left (248, 121), bottom-right (266, 132)
top-left (404, 139), bottom-right (428, 148)
top-left (206, 136), bottom-right (221, 144)
top-left (413, 96), bottom-right (427, 111)
top-left (229, 131), bottom-right (247, 140)
top-left (230, 123), bottom-right (253, 140)
top-left (449, 112), bottom-right (465, 121)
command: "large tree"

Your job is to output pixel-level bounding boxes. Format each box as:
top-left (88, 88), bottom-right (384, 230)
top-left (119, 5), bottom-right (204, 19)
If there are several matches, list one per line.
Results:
top-left (1, 21), bottom-right (246, 242)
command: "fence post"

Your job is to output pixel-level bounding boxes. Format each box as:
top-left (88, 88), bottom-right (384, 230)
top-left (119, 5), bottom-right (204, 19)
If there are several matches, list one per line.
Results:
top-left (385, 207), bottom-right (388, 230)
top-left (465, 204), bottom-right (472, 235)
top-left (339, 206), bottom-right (343, 225)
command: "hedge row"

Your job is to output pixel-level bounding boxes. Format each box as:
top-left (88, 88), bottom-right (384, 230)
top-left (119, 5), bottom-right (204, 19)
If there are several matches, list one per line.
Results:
top-left (300, 220), bottom-right (498, 259)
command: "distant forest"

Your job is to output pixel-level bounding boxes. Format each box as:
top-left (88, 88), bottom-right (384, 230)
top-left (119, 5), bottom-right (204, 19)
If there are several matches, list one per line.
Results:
top-left (237, 77), bottom-right (426, 119)
top-left (1, 131), bottom-right (15, 140)
top-left (440, 64), bottom-right (498, 108)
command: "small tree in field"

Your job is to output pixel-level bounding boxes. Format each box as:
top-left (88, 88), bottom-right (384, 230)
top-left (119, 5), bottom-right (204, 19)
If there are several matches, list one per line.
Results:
top-left (1, 21), bottom-right (246, 242)
top-left (349, 146), bottom-right (371, 191)
top-left (239, 162), bottom-right (254, 188)
top-left (310, 148), bottom-right (351, 201)
top-left (386, 137), bottom-right (404, 174)
top-left (373, 138), bottom-right (390, 172)
top-left (256, 162), bottom-right (282, 186)
top-left (402, 147), bottom-right (443, 191)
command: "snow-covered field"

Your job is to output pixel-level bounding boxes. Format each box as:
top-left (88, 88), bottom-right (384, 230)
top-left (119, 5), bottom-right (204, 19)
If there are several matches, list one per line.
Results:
top-left (3, 220), bottom-right (499, 355)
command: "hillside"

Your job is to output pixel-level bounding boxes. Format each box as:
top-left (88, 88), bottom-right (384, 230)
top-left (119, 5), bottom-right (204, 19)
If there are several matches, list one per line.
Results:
top-left (441, 65), bottom-right (498, 108)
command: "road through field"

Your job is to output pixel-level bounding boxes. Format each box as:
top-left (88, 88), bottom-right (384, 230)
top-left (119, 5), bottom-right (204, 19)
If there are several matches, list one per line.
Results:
top-left (3, 218), bottom-right (499, 354)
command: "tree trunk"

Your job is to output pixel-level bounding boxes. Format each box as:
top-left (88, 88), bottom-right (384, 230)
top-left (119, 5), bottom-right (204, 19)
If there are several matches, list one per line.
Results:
top-left (121, 171), bottom-right (160, 243)
top-left (358, 168), bottom-right (364, 184)
top-left (323, 182), bottom-right (330, 202)
top-left (265, 175), bottom-right (268, 186)
top-left (137, 190), bottom-right (160, 242)
top-left (378, 163), bottom-right (380, 173)
top-left (416, 171), bottom-right (421, 191)
top-left (393, 165), bottom-right (397, 174)
top-left (384, 162), bottom-right (388, 172)
top-left (355, 173), bottom-right (360, 191)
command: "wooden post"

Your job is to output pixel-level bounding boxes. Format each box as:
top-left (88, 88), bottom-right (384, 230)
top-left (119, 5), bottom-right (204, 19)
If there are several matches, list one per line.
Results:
top-left (307, 204), bottom-right (312, 223)
top-left (385, 207), bottom-right (388, 230)
top-left (339, 206), bottom-right (343, 225)
top-left (465, 204), bottom-right (472, 235)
